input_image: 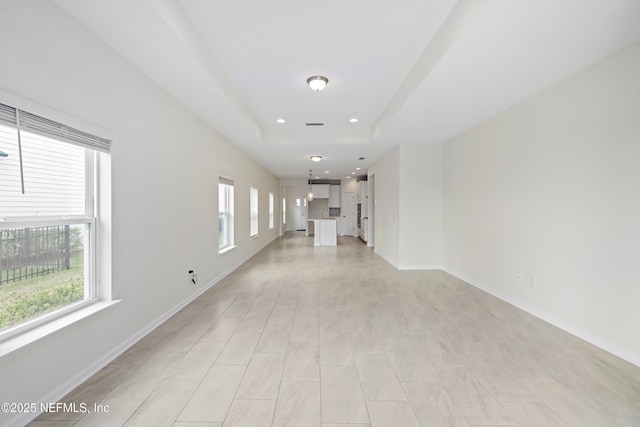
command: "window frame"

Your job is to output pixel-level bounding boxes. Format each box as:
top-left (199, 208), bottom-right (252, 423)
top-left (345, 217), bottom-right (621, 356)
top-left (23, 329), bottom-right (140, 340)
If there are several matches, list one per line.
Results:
top-left (0, 102), bottom-right (108, 341)
top-left (250, 186), bottom-right (259, 238)
top-left (218, 179), bottom-right (235, 253)
top-left (268, 191), bottom-right (274, 230)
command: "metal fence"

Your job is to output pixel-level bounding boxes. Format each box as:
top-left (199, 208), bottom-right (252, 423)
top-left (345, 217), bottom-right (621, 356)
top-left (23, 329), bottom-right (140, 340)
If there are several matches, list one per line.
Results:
top-left (0, 225), bottom-right (71, 285)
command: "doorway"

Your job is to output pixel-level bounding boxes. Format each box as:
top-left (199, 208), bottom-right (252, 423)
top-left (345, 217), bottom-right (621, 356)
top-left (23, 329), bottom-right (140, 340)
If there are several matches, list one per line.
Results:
top-left (341, 192), bottom-right (356, 236)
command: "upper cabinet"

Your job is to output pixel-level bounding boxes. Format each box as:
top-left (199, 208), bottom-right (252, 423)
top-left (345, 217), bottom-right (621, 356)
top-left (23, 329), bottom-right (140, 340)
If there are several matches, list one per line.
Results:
top-left (329, 185), bottom-right (341, 207)
top-left (311, 184), bottom-right (330, 199)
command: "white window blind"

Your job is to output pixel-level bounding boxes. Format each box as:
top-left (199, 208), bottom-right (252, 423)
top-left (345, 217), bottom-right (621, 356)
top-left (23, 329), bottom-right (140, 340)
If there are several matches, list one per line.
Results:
top-left (0, 103), bottom-right (111, 153)
top-left (0, 102), bottom-right (110, 218)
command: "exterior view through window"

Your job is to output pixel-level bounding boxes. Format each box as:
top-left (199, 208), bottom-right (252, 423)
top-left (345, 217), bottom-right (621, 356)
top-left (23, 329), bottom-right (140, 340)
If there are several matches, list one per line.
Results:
top-left (0, 102), bottom-right (109, 334)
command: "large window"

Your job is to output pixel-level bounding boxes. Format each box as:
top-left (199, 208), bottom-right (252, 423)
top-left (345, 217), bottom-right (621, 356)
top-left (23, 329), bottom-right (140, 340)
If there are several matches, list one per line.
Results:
top-left (282, 197), bottom-right (286, 225)
top-left (218, 178), bottom-right (234, 252)
top-left (0, 102), bottom-right (110, 336)
top-left (269, 191), bottom-right (274, 230)
top-left (250, 186), bottom-right (259, 238)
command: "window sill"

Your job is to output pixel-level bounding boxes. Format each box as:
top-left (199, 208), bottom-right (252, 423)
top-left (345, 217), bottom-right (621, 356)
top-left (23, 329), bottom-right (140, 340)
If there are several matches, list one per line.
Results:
top-left (219, 245), bottom-right (237, 255)
top-left (0, 299), bottom-right (121, 360)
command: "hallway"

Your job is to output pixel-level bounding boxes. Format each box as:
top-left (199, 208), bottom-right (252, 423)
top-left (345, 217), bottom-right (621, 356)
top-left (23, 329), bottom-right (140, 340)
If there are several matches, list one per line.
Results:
top-left (31, 232), bottom-right (640, 426)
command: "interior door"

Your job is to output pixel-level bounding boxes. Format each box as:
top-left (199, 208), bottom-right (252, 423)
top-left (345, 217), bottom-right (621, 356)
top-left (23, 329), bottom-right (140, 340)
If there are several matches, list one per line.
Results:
top-left (341, 192), bottom-right (356, 236)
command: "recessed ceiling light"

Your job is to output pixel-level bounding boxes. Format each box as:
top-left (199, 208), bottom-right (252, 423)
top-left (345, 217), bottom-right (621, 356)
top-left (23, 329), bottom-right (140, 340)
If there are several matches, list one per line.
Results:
top-left (310, 155), bottom-right (322, 162)
top-left (315, 176), bottom-right (319, 179)
top-left (346, 176), bottom-right (351, 179)
top-left (276, 118), bottom-right (285, 123)
top-left (349, 118), bottom-right (358, 123)
top-left (356, 167), bottom-right (361, 170)
top-left (324, 171), bottom-right (329, 174)
top-left (351, 172), bottom-right (356, 175)
top-left (307, 75), bottom-right (328, 91)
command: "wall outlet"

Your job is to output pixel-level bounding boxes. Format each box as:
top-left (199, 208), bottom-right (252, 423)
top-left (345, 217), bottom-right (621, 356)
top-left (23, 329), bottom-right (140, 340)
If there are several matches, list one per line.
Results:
top-left (188, 267), bottom-right (198, 285)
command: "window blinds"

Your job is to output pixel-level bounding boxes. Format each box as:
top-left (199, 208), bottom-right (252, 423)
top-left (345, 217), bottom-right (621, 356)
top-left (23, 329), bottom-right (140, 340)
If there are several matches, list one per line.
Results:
top-left (0, 102), bottom-right (111, 153)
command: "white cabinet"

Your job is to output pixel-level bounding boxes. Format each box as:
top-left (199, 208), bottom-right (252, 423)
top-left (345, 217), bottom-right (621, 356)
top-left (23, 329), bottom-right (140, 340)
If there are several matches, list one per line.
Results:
top-left (329, 185), bottom-right (341, 207)
top-left (311, 184), bottom-right (330, 199)
top-left (358, 181), bottom-right (368, 217)
top-left (360, 218), bottom-right (368, 242)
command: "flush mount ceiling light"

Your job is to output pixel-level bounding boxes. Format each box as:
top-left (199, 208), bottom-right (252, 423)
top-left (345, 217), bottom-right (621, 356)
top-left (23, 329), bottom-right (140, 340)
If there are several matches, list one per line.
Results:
top-left (310, 155), bottom-right (322, 162)
top-left (276, 118), bottom-right (285, 123)
top-left (349, 118), bottom-right (358, 123)
top-left (307, 76), bottom-right (328, 91)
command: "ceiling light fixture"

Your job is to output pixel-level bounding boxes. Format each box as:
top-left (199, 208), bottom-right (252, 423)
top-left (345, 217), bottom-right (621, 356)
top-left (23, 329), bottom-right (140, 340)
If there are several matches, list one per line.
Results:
top-left (307, 76), bottom-right (328, 91)
top-left (276, 118), bottom-right (285, 123)
top-left (310, 155), bottom-right (322, 162)
top-left (349, 118), bottom-right (358, 123)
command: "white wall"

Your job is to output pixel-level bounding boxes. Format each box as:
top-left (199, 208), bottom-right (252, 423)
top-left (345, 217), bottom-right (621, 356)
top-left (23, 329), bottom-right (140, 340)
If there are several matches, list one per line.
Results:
top-left (398, 142), bottom-right (442, 269)
top-left (0, 2), bottom-right (279, 425)
top-left (368, 143), bottom-right (443, 269)
top-left (443, 41), bottom-right (640, 364)
top-left (368, 146), bottom-right (400, 267)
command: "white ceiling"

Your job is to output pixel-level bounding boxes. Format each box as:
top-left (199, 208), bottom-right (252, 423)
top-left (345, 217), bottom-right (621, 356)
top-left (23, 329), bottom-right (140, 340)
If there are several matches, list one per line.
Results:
top-left (54, 0), bottom-right (640, 180)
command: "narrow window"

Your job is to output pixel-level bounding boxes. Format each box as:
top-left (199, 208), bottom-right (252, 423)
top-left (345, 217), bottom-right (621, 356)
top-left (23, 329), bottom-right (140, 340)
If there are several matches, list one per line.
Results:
top-left (218, 178), bottom-right (234, 251)
top-left (250, 186), bottom-right (259, 238)
top-left (268, 191), bottom-right (274, 230)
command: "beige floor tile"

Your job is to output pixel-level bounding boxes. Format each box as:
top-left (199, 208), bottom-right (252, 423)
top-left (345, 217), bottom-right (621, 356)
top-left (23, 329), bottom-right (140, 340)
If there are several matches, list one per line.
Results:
top-left (272, 381), bottom-right (321, 427)
top-left (73, 396), bottom-right (144, 427)
top-left (526, 380), bottom-right (619, 427)
top-left (501, 401), bottom-right (569, 426)
top-left (433, 365), bottom-right (517, 426)
top-left (123, 380), bottom-right (199, 426)
top-left (354, 353), bottom-right (406, 401)
top-left (403, 382), bottom-right (470, 427)
top-left (320, 333), bottom-right (354, 366)
top-left (321, 366), bottom-right (370, 424)
top-left (109, 351), bottom-right (185, 398)
top-left (199, 317), bottom-right (243, 342)
top-left (366, 400), bottom-right (420, 427)
top-left (235, 352), bottom-right (286, 399)
top-left (384, 340), bottom-right (438, 383)
top-left (290, 311), bottom-right (319, 343)
top-left (177, 365), bottom-right (246, 422)
top-left (173, 422), bottom-right (222, 427)
top-left (214, 332), bottom-right (261, 365)
top-left (282, 341), bottom-right (320, 381)
top-left (222, 400), bottom-right (276, 427)
top-left (168, 340), bottom-right (226, 380)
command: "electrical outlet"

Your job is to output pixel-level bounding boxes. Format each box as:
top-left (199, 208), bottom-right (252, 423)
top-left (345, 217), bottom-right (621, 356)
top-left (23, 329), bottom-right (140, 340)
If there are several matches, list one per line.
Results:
top-left (188, 267), bottom-right (198, 285)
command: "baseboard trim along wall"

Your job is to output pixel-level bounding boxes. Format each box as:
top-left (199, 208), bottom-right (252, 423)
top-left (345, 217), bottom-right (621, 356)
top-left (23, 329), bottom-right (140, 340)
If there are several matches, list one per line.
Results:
top-left (398, 265), bottom-right (443, 271)
top-left (442, 267), bottom-right (640, 369)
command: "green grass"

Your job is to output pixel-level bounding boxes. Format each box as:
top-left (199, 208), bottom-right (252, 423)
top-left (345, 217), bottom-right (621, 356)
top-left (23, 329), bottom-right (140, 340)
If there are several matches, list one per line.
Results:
top-left (0, 255), bottom-right (85, 331)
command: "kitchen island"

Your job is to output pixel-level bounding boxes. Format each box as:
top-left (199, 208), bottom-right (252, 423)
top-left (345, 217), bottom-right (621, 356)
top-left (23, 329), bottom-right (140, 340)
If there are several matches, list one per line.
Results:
top-left (307, 219), bottom-right (337, 246)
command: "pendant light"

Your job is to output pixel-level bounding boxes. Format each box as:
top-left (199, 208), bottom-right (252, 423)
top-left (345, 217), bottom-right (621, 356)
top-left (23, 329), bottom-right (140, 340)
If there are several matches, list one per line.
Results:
top-left (307, 170), bottom-right (314, 202)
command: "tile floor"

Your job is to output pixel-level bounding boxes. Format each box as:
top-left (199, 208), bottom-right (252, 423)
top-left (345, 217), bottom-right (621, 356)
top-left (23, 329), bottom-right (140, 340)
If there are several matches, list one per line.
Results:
top-left (30, 232), bottom-right (640, 426)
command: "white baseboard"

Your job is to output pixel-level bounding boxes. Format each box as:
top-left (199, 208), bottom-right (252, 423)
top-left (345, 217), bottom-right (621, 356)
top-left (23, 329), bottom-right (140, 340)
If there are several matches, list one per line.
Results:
top-left (442, 266), bottom-right (640, 368)
top-left (398, 265), bottom-right (442, 270)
